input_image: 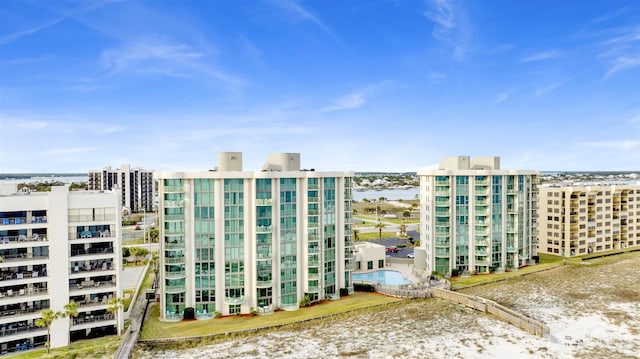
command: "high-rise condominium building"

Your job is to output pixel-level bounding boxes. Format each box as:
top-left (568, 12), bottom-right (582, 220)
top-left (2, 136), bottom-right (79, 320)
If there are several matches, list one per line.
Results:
top-left (155, 152), bottom-right (354, 320)
top-left (88, 165), bottom-right (155, 213)
top-left (418, 156), bottom-right (539, 275)
top-left (0, 184), bottom-right (122, 352)
top-left (538, 184), bottom-right (640, 257)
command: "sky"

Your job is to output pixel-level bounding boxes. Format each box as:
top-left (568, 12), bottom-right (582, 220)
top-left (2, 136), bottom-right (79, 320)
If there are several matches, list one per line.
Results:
top-left (0, 0), bottom-right (639, 173)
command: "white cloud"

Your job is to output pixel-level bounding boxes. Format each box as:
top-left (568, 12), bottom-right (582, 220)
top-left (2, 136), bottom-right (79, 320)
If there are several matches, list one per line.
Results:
top-left (428, 71), bottom-right (447, 84)
top-left (320, 92), bottom-right (366, 112)
top-left (580, 140), bottom-right (640, 150)
top-left (534, 82), bottom-right (564, 98)
top-left (604, 56), bottom-right (640, 78)
top-left (423, 0), bottom-right (471, 60)
top-left (521, 50), bottom-right (561, 63)
top-left (495, 90), bottom-right (510, 103)
top-left (271, 0), bottom-right (338, 41)
top-left (0, 18), bottom-right (65, 45)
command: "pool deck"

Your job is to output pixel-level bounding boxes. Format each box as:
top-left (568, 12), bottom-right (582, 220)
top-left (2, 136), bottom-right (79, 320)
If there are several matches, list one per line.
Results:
top-left (353, 259), bottom-right (421, 284)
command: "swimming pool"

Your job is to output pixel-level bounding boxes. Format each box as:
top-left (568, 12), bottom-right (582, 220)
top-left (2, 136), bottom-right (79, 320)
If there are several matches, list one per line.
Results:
top-left (352, 270), bottom-right (412, 286)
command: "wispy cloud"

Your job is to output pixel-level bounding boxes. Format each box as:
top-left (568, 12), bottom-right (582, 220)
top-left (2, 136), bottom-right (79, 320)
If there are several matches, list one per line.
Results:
top-left (423, 0), bottom-right (471, 60)
top-left (100, 35), bottom-right (243, 86)
top-left (271, 0), bottom-right (338, 41)
top-left (0, 18), bottom-right (64, 45)
top-left (599, 27), bottom-right (640, 78)
top-left (521, 49), bottom-right (561, 63)
top-left (495, 90), bottom-right (511, 103)
top-left (320, 92), bottom-right (366, 112)
top-left (580, 140), bottom-right (640, 150)
top-left (604, 56), bottom-right (640, 78)
top-left (45, 147), bottom-right (102, 156)
top-left (534, 81), bottom-right (564, 98)
top-left (428, 71), bottom-right (447, 84)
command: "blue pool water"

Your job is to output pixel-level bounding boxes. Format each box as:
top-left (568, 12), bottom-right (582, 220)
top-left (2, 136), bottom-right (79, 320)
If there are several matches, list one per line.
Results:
top-left (352, 270), bottom-right (412, 285)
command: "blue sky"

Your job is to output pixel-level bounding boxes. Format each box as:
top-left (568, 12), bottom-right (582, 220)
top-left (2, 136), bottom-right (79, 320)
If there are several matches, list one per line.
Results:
top-left (0, 0), bottom-right (639, 173)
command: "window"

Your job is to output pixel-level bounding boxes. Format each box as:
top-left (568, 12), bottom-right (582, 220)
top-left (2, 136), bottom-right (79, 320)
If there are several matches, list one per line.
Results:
top-left (378, 259), bottom-right (384, 268)
top-left (229, 304), bottom-right (241, 314)
top-left (367, 261), bottom-right (373, 270)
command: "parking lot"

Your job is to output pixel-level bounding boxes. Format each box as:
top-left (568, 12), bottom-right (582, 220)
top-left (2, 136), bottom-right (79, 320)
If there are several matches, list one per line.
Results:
top-left (365, 233), bottom-right (417, 258)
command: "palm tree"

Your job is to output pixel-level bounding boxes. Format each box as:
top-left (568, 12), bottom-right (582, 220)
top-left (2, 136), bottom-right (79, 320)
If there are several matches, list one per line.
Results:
top-left (62, 301), bottom-right (79, 335)
top-left (353, 228), bottom-right (360, 241)
top-left (107, 297), bottom-right (124, 336)
top-left (399, 224), bottom-right (407, 237)
top-left (374, 222), bottom-right (386, 240)
top-left (35, 309), bottom-right (61, 353)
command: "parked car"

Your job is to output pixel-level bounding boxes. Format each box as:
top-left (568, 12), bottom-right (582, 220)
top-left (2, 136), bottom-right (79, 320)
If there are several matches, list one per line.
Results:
top-left (407, 253), bottom-right (415, 258)
top-left (386, 246), bottom-right (398, 253)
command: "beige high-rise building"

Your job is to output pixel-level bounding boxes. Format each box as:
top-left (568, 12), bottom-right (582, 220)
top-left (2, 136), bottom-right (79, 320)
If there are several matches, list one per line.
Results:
top-left (538, 184), bottom-right (640, 257)
top-left (418, 156), bottom-right (539, 276)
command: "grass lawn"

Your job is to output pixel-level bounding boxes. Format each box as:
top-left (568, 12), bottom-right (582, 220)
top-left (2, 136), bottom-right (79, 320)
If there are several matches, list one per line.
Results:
top-left (6, 336), bottom-right (120, 359)
top-left (449, 253), bottom-right (570, 290)
top-left (141, 292), bottom-right (401, 340)
top-left (355, 214), bottom-right (418, 225)
top-left (356, 231), bottom-right (397, 241)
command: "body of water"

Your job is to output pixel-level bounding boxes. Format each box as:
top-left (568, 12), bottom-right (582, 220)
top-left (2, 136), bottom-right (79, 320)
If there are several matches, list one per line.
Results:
top-left (0, 175), bottom-right (88, 184)
top-left (352, 270), bottom-right (412, 285)
top-left (353, 187), bottom-right (419, 201)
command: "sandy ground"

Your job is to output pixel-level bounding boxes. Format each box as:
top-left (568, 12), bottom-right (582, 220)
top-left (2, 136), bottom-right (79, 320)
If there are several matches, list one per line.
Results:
top-left (135, 253), bottom-right (640, 359)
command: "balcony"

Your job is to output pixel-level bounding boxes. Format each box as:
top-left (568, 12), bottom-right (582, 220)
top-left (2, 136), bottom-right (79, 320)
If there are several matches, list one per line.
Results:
top-left (163, 215), bottom-right (184, 221)
top-left (164, 200), bottom-right (185, 208)
top-left (308, 272), bottom-right (320, 280)
top-left (165, 241), bottom-right (185, 249)
top-left (165, 270), bottom-right (185, 279)
top-left (256, 225), bottom-right (273, 233)
top-left (163, 186), bottom-right (184, 193)
top-left (0, 217), bottom-right (28, 226)
top-left (165, 256), bottom-right (185, 264)
top-left (0, 306), bottom-right (48, 322)
top-left (72, 313), bottom-right (115, 326)
top-left (435, 199), bottom-right (450, 206)
top-left (165, 228), bottom-right (184, 235)
top-left (1, 234), bottom-right (48, 244)
top-left (165, 285), bottom-right (185, 294)
top-left (0, 253), bottom-right (48, 264)
top-left (307, 286), bottom-right (320, 293)
top-left (0, 324), bottom-right (46, 339)
top-left (435, 190), bottom-right (450, 196)
top-left (70, 247), bottom-right (114, 258)
top-left (255, 198), bottom-right (273, 206)
top-left (69, 281), bottom-right (115, 293)
top-left (224, 295), bottom-right (245, 305)
top-left (475, 240), bottom-right (488, 246)
top-left (0, 287), bottom-right (48, 302)
top-left (256, 279), bottom-right (273, 288)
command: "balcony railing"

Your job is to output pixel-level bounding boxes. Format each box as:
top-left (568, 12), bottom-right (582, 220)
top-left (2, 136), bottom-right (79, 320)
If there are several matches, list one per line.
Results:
top-left (256, 225), bottom-right (273, 233)
top-left (69, 281), bottom-right (115, 293)
top-left (165, 270), bottom-right (185, 279)
top-left (165, 285), bottom-right (185, 294)
top-left (0, 254), bottom-right (49, 263)
top-left (0, 287), bottom-right (48, 299)
top-left (0, 324), bottom-right (46, 338)
top-left (163, 186), bottom-right (184, 193)
top-left (1, 234), bottom-right (48, 244)
top-left (1, 217), bottom-right (28, 225)
top-left (71, 262), bottom-right (114, 274)
top-left (72, 313), bottom-right (115, 326)
top-left (1, 271), bottom-right (46, 281)
top-left (0, 306), bottom-right (49, 319)
top-left (164, 200), bottom-right (185, 208)
top-left (224, 295), bottom-right (245, 305)
top-left (255, 198), bottom-right (273, 206)
top-left (256, 279), bottom-right (273, 287)
top-left (71, 248), bottom-right (114, 257)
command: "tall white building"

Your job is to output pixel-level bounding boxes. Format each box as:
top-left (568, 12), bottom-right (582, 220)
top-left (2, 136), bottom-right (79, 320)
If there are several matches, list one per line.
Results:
top-left (0, 184), bottom-right (122, 352)
top-left (418, 156), bottom-right (539, 275)
top-left (88, 165), bottom-right (155, 213)
top-left (155, 152), bottom-right (354, 320)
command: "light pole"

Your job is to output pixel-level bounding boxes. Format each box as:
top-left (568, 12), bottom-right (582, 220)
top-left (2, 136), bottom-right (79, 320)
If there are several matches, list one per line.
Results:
top-left (139, 206), bottom-right (146, 250)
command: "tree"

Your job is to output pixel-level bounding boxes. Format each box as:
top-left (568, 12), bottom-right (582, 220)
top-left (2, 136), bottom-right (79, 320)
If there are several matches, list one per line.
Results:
top-left (62, 301), bottom-right (79, 334)
top-left (35, 309), bottom-right (61, 353)
top-left (410, 202), bottom-right (418, 211)
top-left (399, 224), bottom-right (407, 237)
top-left (374, 222), bottom-right (386, 240)
top-left (107, 297), bottom-right (124, 336)
top-left (403, 210), bottom-right (411, 221)
top-left (128, 246), bottom-right (149, 265)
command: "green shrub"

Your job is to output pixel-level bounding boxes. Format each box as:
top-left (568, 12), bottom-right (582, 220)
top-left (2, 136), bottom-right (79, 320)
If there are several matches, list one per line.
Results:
top-left (299, 295), bottom-right (311, 307)
top-left (249, 307), bottom-right (258, 316)
top-left (183, 307), bottom-right (195, 320)
top-left (122, 247), bottom-right (130, 258)
top-left (451, 268), bottom-right (459, 277)
top-left (339, 287), bottom-right (349, 296)
top-left (397, 244), bottom-right (407, 248)
top-left (214, 311), bottom-right (222, 318)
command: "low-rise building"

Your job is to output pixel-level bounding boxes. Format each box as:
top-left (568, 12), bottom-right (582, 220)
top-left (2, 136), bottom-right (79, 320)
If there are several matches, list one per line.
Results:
top-left (353, 242), bottom-right (386, 271)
